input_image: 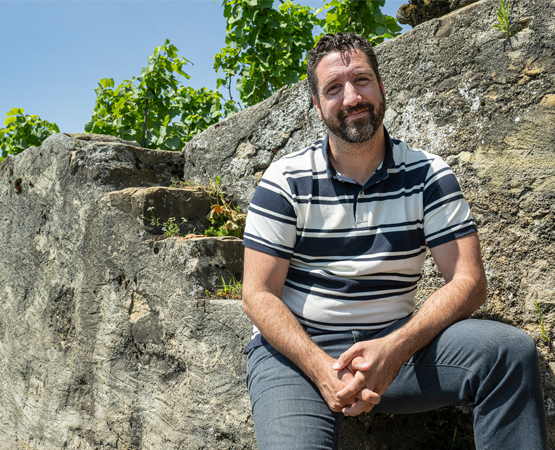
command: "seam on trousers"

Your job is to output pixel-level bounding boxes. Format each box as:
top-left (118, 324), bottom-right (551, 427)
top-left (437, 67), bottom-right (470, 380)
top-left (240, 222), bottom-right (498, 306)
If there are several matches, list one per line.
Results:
top-left (402, 362), bottom-right (486, 382)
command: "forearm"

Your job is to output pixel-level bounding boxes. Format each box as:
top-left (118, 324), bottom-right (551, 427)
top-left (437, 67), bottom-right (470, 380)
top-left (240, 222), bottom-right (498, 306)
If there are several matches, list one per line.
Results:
top-left (383, 268), bottom-right (487, 363)
top-left (243, 289), bottom-right (333, 381)
top-left (242, 248), bottom-right (370, 412)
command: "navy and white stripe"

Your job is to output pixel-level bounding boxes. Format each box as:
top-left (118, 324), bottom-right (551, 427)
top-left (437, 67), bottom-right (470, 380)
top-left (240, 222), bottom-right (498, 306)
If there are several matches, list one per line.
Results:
top-left (244, 127), bottom-right (477, 336)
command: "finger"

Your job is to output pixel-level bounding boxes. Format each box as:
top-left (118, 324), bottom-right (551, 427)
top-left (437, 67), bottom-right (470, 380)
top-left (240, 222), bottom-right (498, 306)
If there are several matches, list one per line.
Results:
top-left (333, 344), bottom-right (363, 370)
top-left (343, 399), bottom-right (374, 416)
top-left (356, 388), bottom-right (381, 405)
top-left (349, 356), bottom-right (371, 372)
top-left (336, 371), bottom-right (366, 400)
top-left (329, 396), bottom-right (357, 413)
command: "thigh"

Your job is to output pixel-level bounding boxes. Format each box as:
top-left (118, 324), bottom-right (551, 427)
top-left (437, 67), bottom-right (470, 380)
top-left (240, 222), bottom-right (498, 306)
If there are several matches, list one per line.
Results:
top-left (373, 319), bottom-right (534, 414)
top-left (246, 334), bottom-right (353, 450)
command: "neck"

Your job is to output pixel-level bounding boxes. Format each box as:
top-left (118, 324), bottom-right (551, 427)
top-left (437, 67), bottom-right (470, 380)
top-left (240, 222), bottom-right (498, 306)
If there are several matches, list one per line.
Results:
top-left (327, 125), bottom-right (386, 186)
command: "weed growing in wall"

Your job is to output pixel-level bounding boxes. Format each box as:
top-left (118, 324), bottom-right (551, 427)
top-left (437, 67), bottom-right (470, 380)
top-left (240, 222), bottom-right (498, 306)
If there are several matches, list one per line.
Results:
top-left (171, 177), bottom-right (246, 239)
top-left (146, 207), bottom-right (188, 238)
top-left (534, 299), bottom-right (551, 349)
top-left (204, 276), bottom-right (242, 300)
top-left (492, 0), bottom-right (513, 37)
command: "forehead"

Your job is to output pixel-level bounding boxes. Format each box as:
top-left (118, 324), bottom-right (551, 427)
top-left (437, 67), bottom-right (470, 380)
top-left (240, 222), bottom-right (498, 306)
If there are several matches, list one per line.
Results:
top-left (315, 49), bottom-right (375, 87)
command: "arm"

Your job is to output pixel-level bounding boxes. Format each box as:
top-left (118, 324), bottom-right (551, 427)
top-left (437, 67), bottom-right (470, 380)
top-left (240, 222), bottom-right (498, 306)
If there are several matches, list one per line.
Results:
top-left (334, 232), bottom-right (487, 415)
top-left (242, 247), bottom-right (379, 412)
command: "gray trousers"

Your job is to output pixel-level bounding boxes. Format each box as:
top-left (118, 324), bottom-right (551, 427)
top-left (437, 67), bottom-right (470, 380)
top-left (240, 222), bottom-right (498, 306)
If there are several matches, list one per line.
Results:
top-left (246, 318), bottom-right (548, 450)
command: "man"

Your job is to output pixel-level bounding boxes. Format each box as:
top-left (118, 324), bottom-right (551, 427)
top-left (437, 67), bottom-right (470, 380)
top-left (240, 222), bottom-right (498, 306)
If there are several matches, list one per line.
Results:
top-left (242, 33), bottom-right (547, 450)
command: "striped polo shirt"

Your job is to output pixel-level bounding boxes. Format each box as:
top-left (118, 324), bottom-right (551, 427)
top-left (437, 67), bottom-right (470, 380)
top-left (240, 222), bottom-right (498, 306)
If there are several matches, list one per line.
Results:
top-left (243, 127), bottom-right (477, 340)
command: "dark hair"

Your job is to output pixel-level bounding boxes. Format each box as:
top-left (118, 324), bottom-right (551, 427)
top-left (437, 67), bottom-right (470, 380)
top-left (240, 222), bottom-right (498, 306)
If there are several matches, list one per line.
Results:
top-left (307, 32), bottom-right (381, 100)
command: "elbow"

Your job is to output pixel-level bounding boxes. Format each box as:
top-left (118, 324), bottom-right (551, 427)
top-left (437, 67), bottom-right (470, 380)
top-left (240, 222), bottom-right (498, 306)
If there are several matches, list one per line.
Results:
top-left (242, 288), bottom-right (252, 318)
top-left (242, 297), bottom-right (250, 316)
top-left (476, 271), bottom-right (488, 307)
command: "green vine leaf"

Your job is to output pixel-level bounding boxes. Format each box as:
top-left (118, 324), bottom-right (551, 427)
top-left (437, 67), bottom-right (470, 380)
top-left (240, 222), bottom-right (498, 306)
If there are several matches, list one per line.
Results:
top-left (0, 109), bottom-right (60, 162)
top-left (214, 0), bottom-right (401, 108)
top-left (86, 39), bottom-right (238, 151)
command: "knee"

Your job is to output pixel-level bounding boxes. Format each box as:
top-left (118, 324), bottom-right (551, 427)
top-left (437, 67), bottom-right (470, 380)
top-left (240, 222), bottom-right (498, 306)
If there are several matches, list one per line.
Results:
top-left (486, 322), bottom-right (539, 371)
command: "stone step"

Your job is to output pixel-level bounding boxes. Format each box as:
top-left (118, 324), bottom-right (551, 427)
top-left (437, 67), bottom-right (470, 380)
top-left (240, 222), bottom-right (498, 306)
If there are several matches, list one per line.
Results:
top-left (66, 134), bottom-right (184, 189)
top-left (103, 186), bottom-right (212, 236)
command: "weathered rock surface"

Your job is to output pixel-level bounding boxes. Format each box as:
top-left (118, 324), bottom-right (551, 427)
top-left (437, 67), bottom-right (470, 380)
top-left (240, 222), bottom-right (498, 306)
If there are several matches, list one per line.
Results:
top-left (183, 80), bottom-right (326, 211)
top-left (0, 134), bottom-right (251, 449)
top-left (1, 0), bottom-right (554, 448)
top-left (396, 0), bottom-right (480, 28)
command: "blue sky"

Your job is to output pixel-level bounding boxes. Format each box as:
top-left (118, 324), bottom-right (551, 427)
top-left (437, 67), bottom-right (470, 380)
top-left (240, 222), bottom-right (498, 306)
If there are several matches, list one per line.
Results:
top-left (0, 0), bottom-right (410, 134)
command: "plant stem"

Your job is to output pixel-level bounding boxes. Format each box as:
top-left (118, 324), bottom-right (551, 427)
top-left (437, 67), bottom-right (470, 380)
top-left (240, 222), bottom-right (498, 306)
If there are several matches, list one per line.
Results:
top-left (141, 98), bottom-right (149, 148)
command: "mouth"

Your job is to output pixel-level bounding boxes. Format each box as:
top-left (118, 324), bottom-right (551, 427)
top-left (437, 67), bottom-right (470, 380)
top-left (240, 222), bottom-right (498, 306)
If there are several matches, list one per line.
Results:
top-left (343, 109), bottom-right (368, 120)
top-left (339, 103), bottom-right (373, 120)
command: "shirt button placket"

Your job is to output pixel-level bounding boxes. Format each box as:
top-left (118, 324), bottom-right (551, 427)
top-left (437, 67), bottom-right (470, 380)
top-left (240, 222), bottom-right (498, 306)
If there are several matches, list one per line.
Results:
top-left (356, 190), bottom-right (368, 225)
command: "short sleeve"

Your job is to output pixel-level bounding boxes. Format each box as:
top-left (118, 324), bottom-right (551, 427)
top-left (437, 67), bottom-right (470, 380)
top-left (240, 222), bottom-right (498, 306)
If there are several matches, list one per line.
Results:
top-left (422, 157), bottom-right (478, 248)
top-left (243, 163), bottom-right (298, 260)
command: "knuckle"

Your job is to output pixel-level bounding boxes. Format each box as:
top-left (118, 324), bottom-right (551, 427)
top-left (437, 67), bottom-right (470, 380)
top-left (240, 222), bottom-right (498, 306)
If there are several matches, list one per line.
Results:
top-left (360, 389), bottom-right (381, 404)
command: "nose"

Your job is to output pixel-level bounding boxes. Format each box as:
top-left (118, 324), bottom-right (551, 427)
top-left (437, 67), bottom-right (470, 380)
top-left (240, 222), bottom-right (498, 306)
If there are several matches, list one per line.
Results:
top-left (343, 82), bottom-right (361, 107)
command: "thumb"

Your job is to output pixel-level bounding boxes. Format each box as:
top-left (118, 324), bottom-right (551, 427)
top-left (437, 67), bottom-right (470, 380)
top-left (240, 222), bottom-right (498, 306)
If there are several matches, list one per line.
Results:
top-left (350, 356), bottom-right (371, 372)
top-left (333, 345), bottom-right (366, 371)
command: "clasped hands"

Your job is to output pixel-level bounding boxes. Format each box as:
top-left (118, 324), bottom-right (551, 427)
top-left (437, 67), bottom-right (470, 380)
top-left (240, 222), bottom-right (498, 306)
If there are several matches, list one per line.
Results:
top-left (319, 338), bottom-right (404, 417)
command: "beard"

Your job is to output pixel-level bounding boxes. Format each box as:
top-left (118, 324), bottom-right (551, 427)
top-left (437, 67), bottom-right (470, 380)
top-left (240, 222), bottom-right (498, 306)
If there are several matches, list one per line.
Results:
top-left (321, 97), bottom-right (386, 144)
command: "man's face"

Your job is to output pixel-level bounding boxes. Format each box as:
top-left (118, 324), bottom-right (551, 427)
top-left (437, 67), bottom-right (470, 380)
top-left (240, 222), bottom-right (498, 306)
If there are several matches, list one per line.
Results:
top-left (313, 49), bottom-right (386, 144)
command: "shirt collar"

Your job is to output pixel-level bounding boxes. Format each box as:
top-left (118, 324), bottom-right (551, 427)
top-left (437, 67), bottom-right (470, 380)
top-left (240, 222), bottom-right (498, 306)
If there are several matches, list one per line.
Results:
top-left (322, 125), bottom-right (395, 185)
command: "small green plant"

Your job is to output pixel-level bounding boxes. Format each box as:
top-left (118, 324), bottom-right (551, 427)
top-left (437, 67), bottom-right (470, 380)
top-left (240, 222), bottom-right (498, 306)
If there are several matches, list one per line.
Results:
top-left (492, 0), bottom-right (512, 37)
top-left (162, 217), bottom-right (186, 237)
top-left (534, 299), bottom-right (551, 348)
top-left (0, 108), bottom-right (60, 162)
top-left (215, 276), bottom-right (243, 299)
top-left (176, 177), bottom-right (246, 239)
top-left (204, 202), bottom-right (246, 238)
top-left (146, 207), bottom-right (187, 237)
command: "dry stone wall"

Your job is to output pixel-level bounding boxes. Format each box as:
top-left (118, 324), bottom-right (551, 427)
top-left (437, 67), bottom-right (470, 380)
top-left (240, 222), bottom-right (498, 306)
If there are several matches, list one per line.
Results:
top-left (0, 134), bottom-right (252, 449)
top-left (396, 0), bottom-right (480, 28)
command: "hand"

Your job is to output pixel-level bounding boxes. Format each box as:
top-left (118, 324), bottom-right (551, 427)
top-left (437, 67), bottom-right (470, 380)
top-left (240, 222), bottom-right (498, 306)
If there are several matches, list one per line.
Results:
top-left (338, 356), bottom-right (382, 416)
top-left (312, 358), bottom-right (381, 415)
top-left (333, 338), bottom-right (405, 416)
top-left (313, 357), bottom-right (379, 412)
top-left (311, 355), bottom-right (359, 412)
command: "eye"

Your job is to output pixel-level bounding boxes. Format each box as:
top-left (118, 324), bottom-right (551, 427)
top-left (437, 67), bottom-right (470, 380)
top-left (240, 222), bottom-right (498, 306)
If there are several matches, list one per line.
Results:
top-left (326, 84), bottom-right (341, 95)
top-left (355, 76), bottom-right (370, 85)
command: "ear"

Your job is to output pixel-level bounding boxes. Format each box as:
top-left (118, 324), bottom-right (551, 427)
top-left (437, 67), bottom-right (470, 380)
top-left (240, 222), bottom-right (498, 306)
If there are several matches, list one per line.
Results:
top-left (312, 96), bottom-right (323, 119)
top-left (380, 80), bottom-right (386, 101)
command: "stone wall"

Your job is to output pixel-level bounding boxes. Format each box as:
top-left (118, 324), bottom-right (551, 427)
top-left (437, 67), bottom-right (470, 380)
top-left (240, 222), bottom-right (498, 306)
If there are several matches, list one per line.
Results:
top-left (0, 134), bottom-right (253, 449)
top-left (1, 0), bottom-right (554, 448)
top-left (396, 0), bottom-right (480, 28)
